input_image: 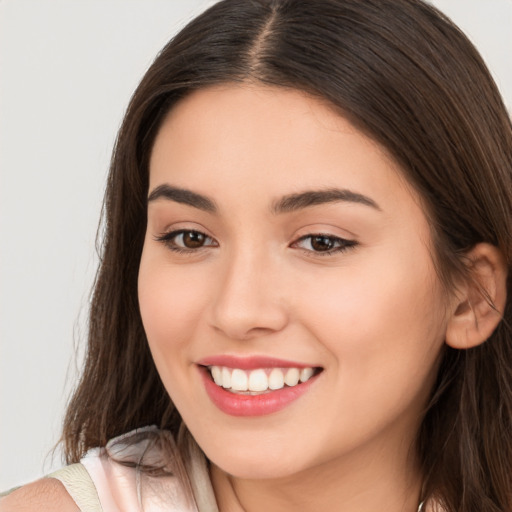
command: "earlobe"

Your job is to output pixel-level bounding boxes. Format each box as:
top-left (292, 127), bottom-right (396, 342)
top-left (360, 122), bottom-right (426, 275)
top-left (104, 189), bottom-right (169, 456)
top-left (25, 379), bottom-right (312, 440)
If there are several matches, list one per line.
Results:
top-left (445, 243), bottom-right (508, 350)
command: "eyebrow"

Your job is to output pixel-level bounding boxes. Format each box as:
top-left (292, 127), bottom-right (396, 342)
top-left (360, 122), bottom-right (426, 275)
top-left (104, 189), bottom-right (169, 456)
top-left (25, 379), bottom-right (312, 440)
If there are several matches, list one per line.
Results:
top-left (147, 184), bottom-right (380, 214)
top-left (271, 188), bottom-right (381, 214)
top-left (147, 184), bottom-right (217, 212)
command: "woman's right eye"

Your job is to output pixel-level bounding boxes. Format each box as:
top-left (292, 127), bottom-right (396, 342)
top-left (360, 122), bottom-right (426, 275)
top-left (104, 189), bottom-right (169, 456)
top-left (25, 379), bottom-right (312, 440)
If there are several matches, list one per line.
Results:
top-left (154, 229), bottom-right (218, 253)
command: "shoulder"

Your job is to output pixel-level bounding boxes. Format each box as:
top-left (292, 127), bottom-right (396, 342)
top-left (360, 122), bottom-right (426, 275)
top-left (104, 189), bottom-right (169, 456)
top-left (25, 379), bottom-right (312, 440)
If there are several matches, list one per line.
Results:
top-left (0, 478), bottom-right (79, 512)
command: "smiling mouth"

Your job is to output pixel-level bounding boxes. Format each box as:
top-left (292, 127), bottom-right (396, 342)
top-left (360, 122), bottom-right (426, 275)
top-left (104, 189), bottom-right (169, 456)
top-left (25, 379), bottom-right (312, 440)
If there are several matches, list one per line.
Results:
top-left (205, 365), bottom-right (323, 395)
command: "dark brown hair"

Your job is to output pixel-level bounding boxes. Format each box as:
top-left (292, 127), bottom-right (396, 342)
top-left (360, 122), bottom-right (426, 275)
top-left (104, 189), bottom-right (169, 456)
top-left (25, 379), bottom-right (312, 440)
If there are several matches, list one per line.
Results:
top-left (62, 1), bottom-right (512, 510)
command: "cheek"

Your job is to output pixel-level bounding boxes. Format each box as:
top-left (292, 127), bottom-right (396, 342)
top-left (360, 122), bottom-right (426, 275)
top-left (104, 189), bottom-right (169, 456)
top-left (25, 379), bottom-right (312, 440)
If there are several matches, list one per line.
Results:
top-left (138, 251), bottom-right (206, 365)
top-left (298, 248), bottom-right (447, 413)
top-left (138, 253), bottom-right (212, 422)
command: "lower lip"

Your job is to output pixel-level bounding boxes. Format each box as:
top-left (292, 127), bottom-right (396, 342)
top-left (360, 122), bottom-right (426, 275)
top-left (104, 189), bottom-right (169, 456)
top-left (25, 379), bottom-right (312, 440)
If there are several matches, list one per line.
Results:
top-left (199, 367), bottom-right (319, 417)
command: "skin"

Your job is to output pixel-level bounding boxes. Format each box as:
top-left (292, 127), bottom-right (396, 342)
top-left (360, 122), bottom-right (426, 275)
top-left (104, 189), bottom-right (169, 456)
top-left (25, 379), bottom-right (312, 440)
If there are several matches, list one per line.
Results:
top-left (138, 83), bottom-right (455, 512)
top-left (0, 479), bottom-right (79, 512)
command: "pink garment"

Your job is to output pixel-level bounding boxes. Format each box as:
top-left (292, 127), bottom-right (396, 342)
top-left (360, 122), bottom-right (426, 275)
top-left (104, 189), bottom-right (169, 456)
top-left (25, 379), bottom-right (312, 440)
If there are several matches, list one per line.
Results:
top-left (80, 426), bottom-right (217, 512)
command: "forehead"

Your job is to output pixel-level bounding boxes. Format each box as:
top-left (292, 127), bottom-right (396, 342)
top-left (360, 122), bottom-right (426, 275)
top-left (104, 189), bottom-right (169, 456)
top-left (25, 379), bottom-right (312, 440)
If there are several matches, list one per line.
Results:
top-left (149, 83), bottom-right (419, 218)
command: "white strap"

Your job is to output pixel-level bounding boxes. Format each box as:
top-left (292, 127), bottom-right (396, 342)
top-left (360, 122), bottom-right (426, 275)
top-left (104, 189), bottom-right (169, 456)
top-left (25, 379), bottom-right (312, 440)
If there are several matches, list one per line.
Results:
top-left (49, 463), bottom-right (103, 512)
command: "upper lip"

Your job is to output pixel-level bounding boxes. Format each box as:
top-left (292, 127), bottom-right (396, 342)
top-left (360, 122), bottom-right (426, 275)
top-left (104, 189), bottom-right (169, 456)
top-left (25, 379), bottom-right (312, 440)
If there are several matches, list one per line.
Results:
top-left (197, 355), bottom-right (321, 370)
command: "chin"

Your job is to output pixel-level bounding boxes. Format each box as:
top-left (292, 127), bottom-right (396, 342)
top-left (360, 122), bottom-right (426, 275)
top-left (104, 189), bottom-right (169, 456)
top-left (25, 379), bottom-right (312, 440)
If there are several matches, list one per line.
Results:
top-left (198, 433), bottom-right (311, 480)
top-left (211, 455), bottom-right (304, 480)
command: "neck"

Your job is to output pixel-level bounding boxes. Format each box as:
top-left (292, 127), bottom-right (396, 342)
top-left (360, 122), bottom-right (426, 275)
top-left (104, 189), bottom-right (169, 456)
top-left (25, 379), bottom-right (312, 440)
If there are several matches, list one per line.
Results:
top-left (210, 436), bottom-right (423, 512)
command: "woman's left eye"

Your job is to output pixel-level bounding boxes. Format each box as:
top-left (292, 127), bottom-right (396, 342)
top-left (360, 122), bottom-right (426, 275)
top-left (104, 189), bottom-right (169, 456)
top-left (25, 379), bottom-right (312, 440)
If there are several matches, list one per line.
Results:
top-left (155, 229), bottom-right (217, 253)
top-left (291, 234), bottom-right (357, 255)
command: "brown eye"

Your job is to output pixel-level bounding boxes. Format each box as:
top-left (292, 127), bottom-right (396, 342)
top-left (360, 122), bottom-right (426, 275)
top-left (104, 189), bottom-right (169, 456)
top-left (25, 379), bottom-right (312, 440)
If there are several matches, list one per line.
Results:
top-left (182, 231), bottom-right (206, 248)
top-left (155, 229), bottom-right (217, 252)
top-left (310, 235), bottom-right (335, 252)
top-left (292, 234), bottom-right (357, 255)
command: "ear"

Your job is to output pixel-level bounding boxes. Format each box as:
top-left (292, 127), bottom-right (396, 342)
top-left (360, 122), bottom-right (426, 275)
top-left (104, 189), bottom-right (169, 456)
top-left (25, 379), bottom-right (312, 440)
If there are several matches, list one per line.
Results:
top-left (445, 243), bottom-right (508, 349)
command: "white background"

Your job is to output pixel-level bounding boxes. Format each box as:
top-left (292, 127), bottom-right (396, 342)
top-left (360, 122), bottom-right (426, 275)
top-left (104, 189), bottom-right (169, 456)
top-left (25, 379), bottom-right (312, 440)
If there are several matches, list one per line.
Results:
top-left (1, 0), bottom-right (511, 490)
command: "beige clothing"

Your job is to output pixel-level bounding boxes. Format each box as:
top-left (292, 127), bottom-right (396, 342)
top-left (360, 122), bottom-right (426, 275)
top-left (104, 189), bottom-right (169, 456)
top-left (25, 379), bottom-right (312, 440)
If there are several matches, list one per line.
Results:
top-left (49, 426), bottom-right (218, 512)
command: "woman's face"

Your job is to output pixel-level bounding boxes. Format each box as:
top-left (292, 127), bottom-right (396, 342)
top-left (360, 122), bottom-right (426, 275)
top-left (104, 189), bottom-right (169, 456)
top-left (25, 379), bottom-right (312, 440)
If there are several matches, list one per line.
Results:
top-left (138, 84), bottom-right (451, 479)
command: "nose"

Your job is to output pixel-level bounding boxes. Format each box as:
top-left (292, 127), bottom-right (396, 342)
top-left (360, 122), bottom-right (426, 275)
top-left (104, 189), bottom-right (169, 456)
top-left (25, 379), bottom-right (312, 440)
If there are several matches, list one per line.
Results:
top-left (209, 248), bottom-right (289, 341)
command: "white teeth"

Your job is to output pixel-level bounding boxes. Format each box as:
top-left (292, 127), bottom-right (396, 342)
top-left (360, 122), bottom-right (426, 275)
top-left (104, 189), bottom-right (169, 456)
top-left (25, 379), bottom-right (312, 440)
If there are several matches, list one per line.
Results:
top-left (231, 369), bottom-right (248, 391)
top-left (221, 367), bottom-right (231, 389)
top-left (268, 368), bottom-right (285, 390)
top-left (284, 368), bottom-right (300, 386)
top-left (300, 367), bottom-right (314, 383)
top-left (208, 365), bottom-right (317, 393)
top-left (248, 369), bottom-right (268, 392)
top-left (211, 366), bottom-right (222, 386)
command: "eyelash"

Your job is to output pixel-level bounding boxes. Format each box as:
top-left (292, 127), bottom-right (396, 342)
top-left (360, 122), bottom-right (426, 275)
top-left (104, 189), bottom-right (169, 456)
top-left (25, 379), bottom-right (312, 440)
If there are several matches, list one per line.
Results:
top-left (291, 233), bottom-right (358, 256)
top-left (154, 229), bottom-right (217, 254)
top-left (155, 229), bottom-right (357, 256)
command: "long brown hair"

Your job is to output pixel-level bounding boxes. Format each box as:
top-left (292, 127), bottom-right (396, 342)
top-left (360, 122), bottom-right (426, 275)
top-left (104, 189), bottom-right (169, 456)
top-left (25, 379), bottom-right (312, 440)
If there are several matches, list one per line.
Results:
top-left (62, 1), bottom-right (512, 510)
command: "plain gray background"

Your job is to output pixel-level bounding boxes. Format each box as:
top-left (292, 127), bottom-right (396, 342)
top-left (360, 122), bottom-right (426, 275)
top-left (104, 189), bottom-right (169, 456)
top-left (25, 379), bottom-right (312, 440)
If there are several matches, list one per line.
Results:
top-left (1, 0), bottom-right (511, 490)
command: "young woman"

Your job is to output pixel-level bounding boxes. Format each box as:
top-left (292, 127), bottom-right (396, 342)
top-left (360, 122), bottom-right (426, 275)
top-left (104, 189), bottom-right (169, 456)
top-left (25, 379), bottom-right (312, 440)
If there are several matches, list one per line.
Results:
top-left (2, 0), bottom-right (511, 511)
